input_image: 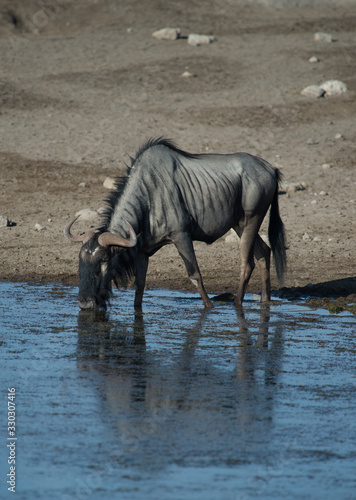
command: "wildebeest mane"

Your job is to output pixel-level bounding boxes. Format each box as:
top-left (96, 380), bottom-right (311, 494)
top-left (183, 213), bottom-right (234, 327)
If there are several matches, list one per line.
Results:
top-left (99, 137), bottom-right (198, 231)
top-left (97, 137), bottom-right (198, 289)
top-left (132, 136), bottom-right (199, 165)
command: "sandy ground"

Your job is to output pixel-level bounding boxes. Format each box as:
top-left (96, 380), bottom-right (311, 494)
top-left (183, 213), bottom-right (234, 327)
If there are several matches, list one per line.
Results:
top-left (0, 0), bottom-right (355, 300)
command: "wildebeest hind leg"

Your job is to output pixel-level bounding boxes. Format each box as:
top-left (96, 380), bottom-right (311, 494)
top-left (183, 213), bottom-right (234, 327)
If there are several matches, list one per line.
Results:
top-left (254, 235), bottom-right (271, 302)
top-left (234, 216), bottom-right (263, 306)
top-left (173, 233), bottom-right (213, 308)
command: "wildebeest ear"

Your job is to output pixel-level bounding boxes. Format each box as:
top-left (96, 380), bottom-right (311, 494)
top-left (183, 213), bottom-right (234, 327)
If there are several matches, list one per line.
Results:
top-left (98, 222), bottom-right (137, 248)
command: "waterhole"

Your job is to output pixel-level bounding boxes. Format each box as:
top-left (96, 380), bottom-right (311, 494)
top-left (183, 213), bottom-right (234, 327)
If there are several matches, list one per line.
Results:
top-left (1, 282), bottom-right (355, 499)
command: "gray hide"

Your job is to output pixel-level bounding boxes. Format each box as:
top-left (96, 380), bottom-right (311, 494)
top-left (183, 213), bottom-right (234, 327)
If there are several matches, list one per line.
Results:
top-left (65, 138), bottom-right (286, 309)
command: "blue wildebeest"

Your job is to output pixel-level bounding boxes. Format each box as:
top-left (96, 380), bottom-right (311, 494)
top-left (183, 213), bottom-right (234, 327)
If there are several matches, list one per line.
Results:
top-left (64, 138), bottom-right (286, 310)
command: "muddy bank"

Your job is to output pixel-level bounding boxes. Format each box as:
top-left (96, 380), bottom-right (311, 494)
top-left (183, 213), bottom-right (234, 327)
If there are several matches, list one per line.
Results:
top-left (0, 0), bottom-right (355, 300)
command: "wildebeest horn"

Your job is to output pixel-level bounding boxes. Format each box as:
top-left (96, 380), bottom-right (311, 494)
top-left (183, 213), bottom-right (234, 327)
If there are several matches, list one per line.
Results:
top-left (98, 222), bottom-right (137, 248)
top-left (63, 216), bottom-right (95, 243)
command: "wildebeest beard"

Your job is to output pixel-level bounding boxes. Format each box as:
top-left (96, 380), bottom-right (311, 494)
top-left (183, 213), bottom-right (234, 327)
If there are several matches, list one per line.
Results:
top-left (77, 236), bottom-right (136, 310)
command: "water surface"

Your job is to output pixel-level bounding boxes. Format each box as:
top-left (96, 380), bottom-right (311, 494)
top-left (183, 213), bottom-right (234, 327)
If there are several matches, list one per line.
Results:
top-left (1, 283), bottom-right (355, 499)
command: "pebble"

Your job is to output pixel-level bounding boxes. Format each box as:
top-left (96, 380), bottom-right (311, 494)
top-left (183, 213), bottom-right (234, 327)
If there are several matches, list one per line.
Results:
top-left (0, 216), bottom-right (11, 227)
top-left (303, 233), bottom-right (312, 241)
top-left (75, 208), bottom-right (98, 220)
top-left (187, 34), bottom-right (217, 46)
top-left (301, 85), bottom-right (325, 98)
top-left (281, 182), bottom-right (305, 194)
top-left (301, 80), bottom-right (347, 98)
top-left (225, 229), bottom-right (238, 243)
top-left (78, 182), bottom-right (87, 188)
top-left (314, 32), bottom-right (333, 43)
top-left (307, 138), bottom-right (319, 145)
top-left (309, 56), bottom-right (319, 63)
top-left (152, 27), bottom-right (181, 40)
top-left (181, 71), bottom-right (195, 78)
top-left (103, 177), bottom-right (116, 190)
top-left (334, 133), bottom-right (343, 140)
top-left (311, 199), bottom-right (318, 205)
top-left (35, 223), bottom-right (46, 231)
top-left (322, 163), bottom-right (332, 170)
top-left (320, 80), bottom-right (347, 96)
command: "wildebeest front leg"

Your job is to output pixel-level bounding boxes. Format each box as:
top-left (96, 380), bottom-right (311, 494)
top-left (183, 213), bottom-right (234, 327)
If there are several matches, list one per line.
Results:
top-left (134, 253), bottom-right (149, 308)
top-left (174, 233), bottom-right (213, 308)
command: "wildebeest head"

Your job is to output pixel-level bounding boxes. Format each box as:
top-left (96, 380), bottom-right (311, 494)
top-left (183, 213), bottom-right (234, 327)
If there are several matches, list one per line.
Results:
top-left (64, 216), bottom-right (137, 310)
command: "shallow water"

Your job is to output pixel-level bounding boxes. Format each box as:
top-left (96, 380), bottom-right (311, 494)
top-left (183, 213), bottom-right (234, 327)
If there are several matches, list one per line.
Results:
top-left (1, 282), bottom-right (355, 500)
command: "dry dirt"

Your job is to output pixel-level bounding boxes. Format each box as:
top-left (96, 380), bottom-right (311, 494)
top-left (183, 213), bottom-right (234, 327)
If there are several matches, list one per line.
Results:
top-left (0, 0), bottom-right (355, 301)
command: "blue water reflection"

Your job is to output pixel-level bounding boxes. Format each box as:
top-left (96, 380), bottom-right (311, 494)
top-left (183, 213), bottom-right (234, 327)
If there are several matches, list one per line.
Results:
top-left (0, 282), bottom-right (355, 499)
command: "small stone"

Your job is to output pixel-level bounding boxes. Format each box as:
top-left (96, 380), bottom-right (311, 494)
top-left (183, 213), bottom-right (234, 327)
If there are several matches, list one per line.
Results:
top-left (319, 191), bottom-right (327, 196)
top-left (311, 199), bottom-right (318, 205)
top-left (103, 177), bottom-right (116, 190)
top-left (78, 182), bottom-right (86, 188)
top-left (225, 229), bottom-right (238, 243)
top-left (307, 138), bottom-right (319, 145)
top-left (334, 133), bottom-right (343, 140)
top-left (282, 182), bottom-right (305, 194)
top-left (187, 34), bottom-right (217, 46)
top-left (314, 32), bottom-right (333, 43)
top-left (313, 236), bottom-right (322, 242)
top-left (301, 85), bottom-right (325, 98)
top-left (35, 223), bottom-right (46, 231)
top-left (97, 206), bottom-right (107, 215)
top-left (309, 56), bottom-right (319, 63)
top-left (152, 27), bottom-right (181, 40)
top-left (181, 71), bottom-right (195, 78)
top-left (320, 80), bottom-right (347, 96)
top-left (75, 208), bottom-right (98, 220)
top-left (303, 233), bottom-right (312, 241)
top-left (0, 216), bottom-right (11, 227)
top-left (322, 163), bottom-right (332, 170)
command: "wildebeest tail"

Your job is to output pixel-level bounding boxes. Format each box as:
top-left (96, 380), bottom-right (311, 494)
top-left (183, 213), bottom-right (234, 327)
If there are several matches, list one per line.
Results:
top-left (268, 170), bottom-right (287, 283)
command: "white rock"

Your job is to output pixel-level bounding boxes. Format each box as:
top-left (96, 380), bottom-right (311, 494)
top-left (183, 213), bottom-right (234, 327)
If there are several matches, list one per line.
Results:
top-left (35, 223), bottom-right (46, 231)
top-left (320, 80), bottom-right (347, 96)
top-left (75, 208), bottom-right (98, 220)
top-left (103, 177), bottom-right (116, 190)
top-left (78, 182), bottom-right (87, 188)
top-left (152, 27), bottom-right (181, 40)
top-left (322, 163), bottom-right (332, 170)
top-left (225, 229), bottom-right (238, 243)
top-left (303, 233), bottom-right (312, 241)
top-left (282, 182), bottom-right (305, 194)
top-left (334, 133), bottom-right (343, 140)
top-left (311, 199), bottom-right (318, 205)
top-left (301, 85), bottom-right (325, 98)
top-left (0, 216), bottom-right (10, 227)
top-left (314, 32), bottom-right (333, 43)
top-left (181, 71), bottom-right (195, 78)
top-left (307, 138), bottom-right (319, 145)
top-left (188, 34), bottom-right (216, 46)
top-left (309, 56), bottom-right (319, 63)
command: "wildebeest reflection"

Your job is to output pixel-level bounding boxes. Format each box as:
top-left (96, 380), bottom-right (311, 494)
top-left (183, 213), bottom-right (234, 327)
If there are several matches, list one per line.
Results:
top-left (76, 307), bottom-right (284, 466)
